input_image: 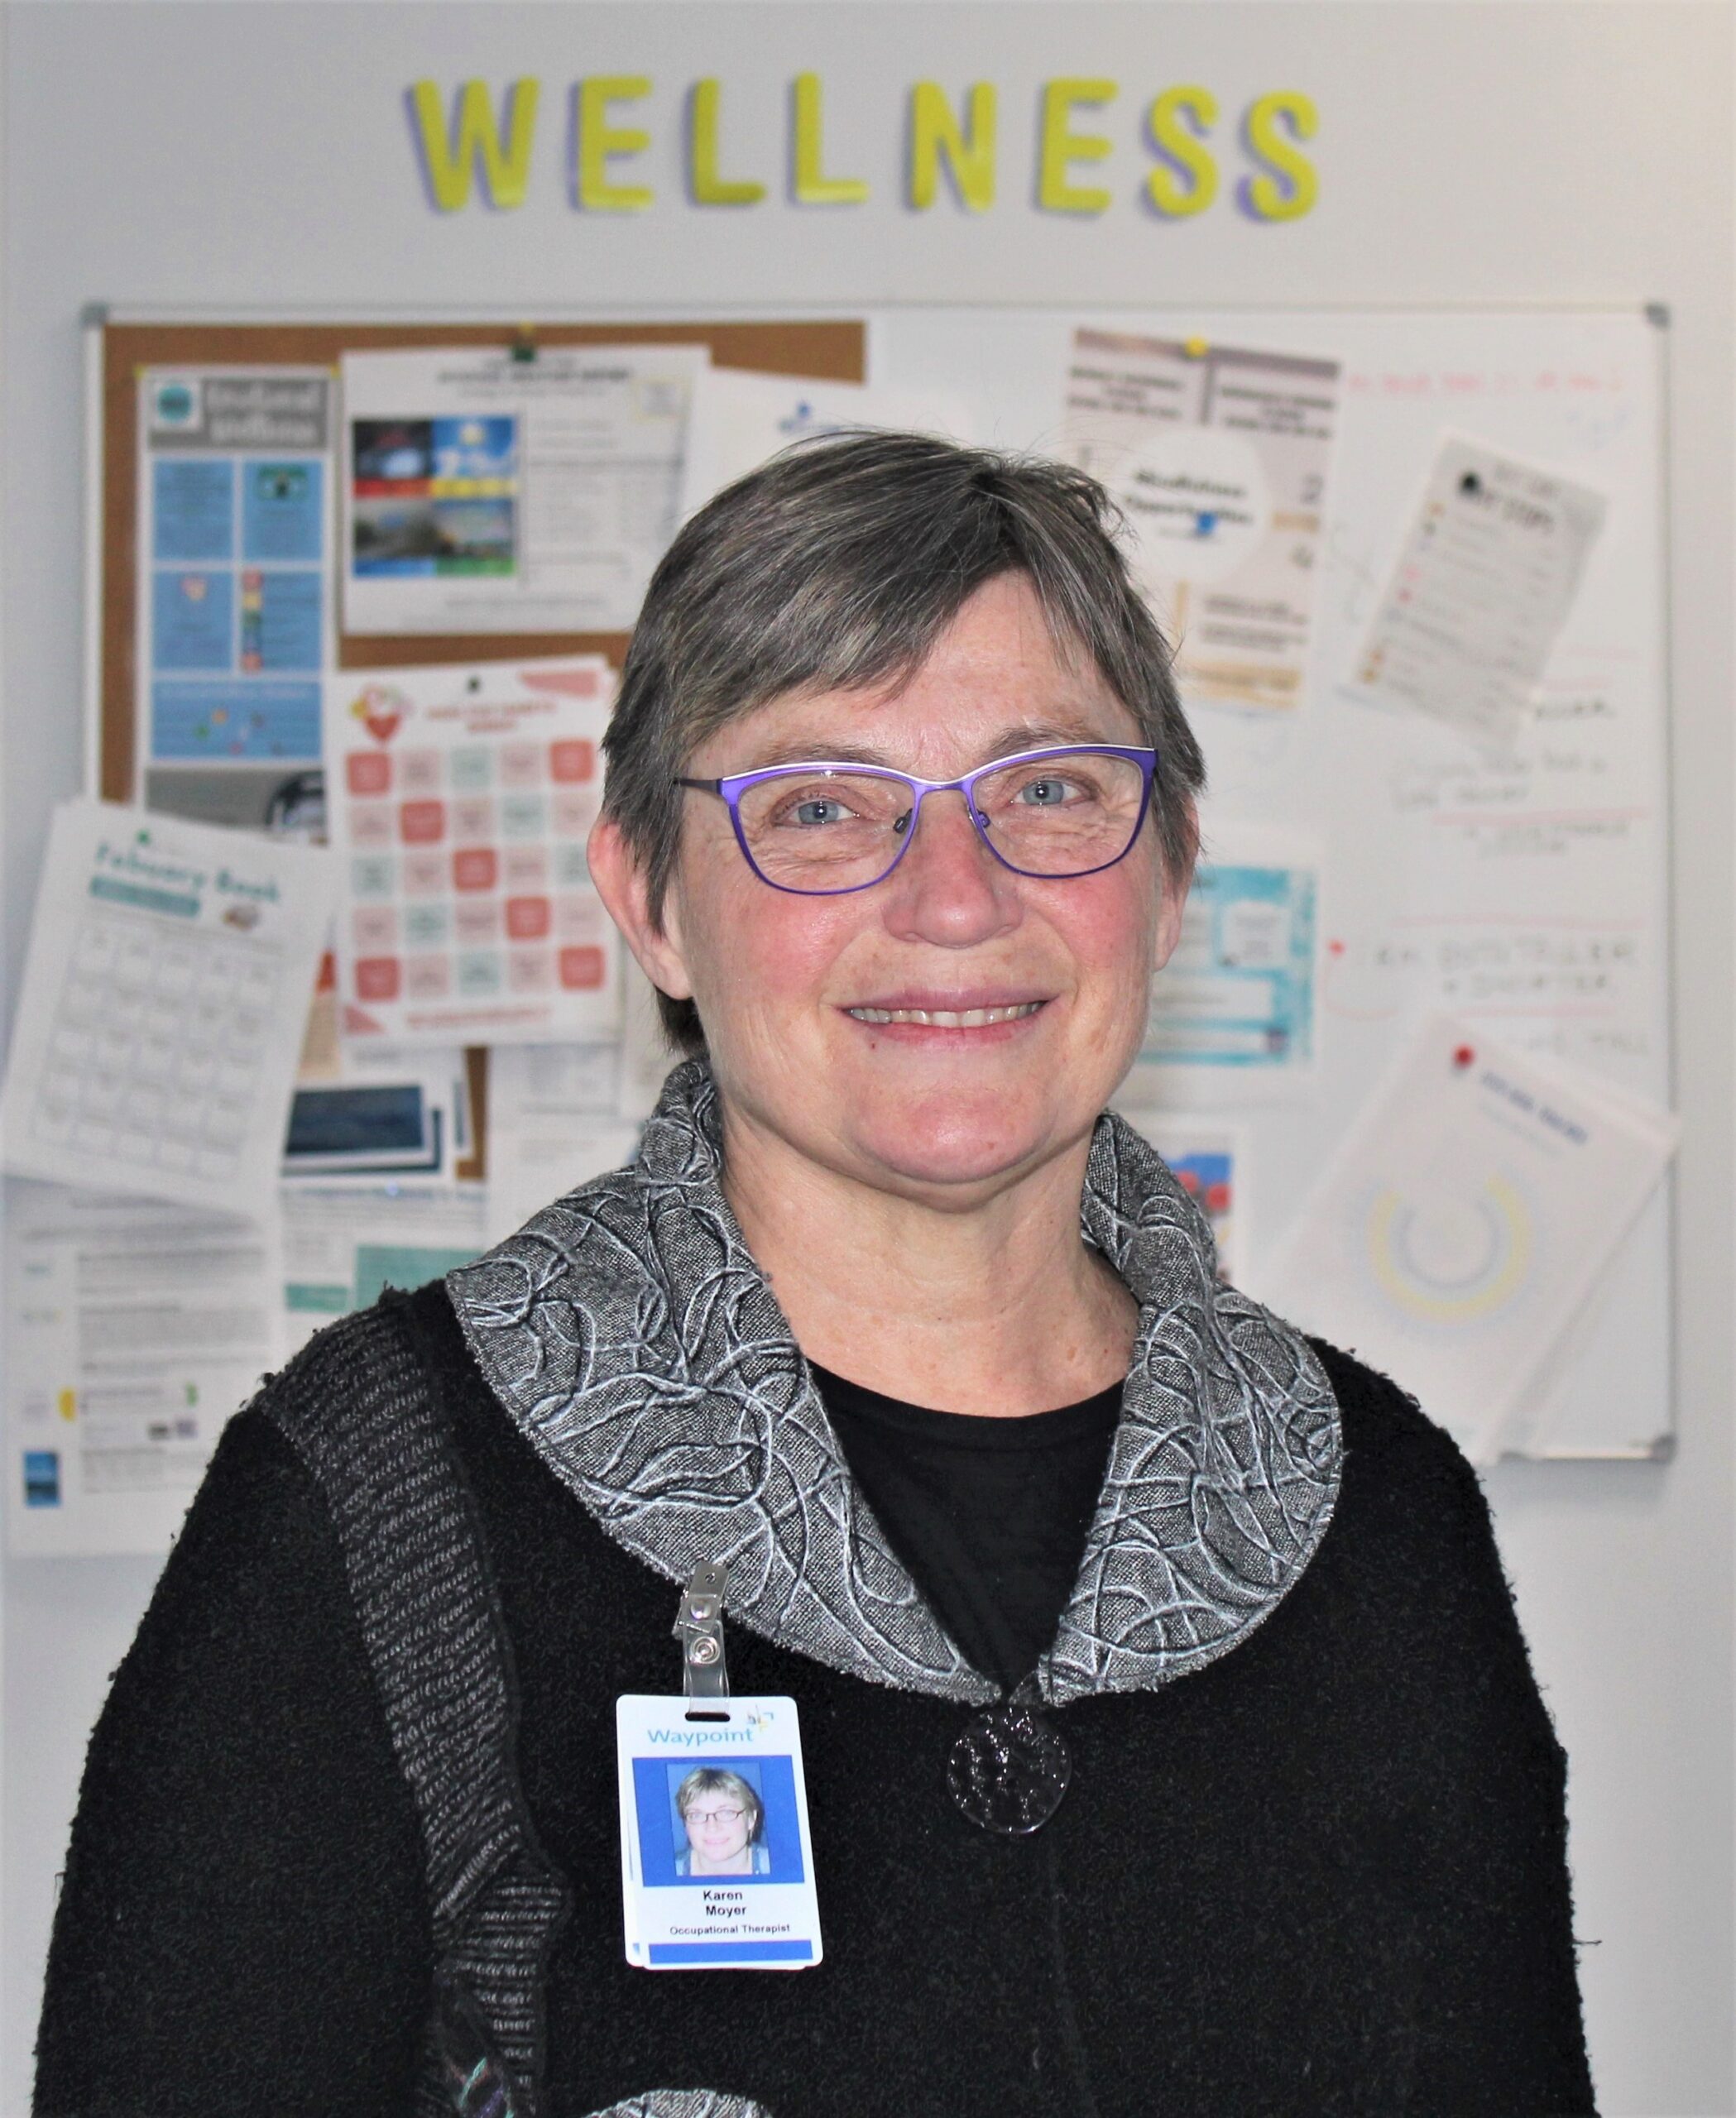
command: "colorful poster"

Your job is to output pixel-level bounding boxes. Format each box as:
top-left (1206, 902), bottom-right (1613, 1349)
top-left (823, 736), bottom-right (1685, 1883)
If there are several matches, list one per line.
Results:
top-left (323, 656), bottom-right (620, 1048)
top-left (1258, 1018), bottom-right (1676, 1462)
top-left (0, 800), bottom-right (335, 1215)
top-left (137, 367), bottom-right (334, 832)
top-left (340, 343), bottom-right (707, 634)
top-left (1130, 858), bottom-right (1318, 1078)
top-left (1061, 330), bottom-right (1340, 712)
top-left (1349, 434), bottom-right (1607, 750)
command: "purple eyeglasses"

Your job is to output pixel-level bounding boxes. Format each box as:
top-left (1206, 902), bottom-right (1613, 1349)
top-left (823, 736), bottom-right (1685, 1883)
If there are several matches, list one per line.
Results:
top-left (674, 743), bottom-right (1157, 896)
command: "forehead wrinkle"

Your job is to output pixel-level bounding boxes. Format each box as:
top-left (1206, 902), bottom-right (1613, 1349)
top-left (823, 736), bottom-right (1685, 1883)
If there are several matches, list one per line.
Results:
top-left (729, 713), bottom-right (1127, 778)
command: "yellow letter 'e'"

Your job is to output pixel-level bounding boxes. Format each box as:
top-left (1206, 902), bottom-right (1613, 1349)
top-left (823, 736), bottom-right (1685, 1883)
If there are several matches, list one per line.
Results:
top-left (909, 82), bottom-right (996, 211)
top-left (410, 79), bottom-right (540, 211)
top-left (1145, 85), bottom-right (1218, 218)
top-left (1241, 90), bottom-right (1319, 222)
top-left (577, 75), bottom-right (654, 211)
top-left (688, 79), bottom-right (765, 204)
top-left (1038, 79), bottom-right (1116, 214)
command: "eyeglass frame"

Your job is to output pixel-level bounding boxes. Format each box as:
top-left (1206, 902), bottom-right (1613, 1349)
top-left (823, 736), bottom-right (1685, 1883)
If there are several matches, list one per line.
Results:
top-left (673, 742), bottom-right (1159, 897)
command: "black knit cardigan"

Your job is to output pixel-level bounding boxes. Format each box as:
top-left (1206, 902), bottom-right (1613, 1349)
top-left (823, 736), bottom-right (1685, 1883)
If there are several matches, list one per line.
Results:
top-left (36, 1281), bottom-right (1595, 2117)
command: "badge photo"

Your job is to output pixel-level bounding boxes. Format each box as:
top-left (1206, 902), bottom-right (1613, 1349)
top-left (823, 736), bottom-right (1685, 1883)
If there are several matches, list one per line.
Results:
top-left (616, 1694), bottom-right (823, 1972)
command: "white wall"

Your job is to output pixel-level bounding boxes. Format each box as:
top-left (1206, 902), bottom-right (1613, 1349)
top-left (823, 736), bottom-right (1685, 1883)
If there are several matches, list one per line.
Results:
top-left (2, 5), bottom-right (1731, 2112)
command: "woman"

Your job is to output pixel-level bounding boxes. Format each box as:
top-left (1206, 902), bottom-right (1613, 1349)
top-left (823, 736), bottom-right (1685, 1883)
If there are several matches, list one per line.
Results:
top-left (36, 434), bottom-right (1595, 2116)
top-left (673, 1769), bottom-right (770, 1879)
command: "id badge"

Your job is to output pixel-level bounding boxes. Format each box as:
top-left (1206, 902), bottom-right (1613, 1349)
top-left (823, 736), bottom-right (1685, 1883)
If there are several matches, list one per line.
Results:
top-left (616, 1694), bottom-right (823, 1972)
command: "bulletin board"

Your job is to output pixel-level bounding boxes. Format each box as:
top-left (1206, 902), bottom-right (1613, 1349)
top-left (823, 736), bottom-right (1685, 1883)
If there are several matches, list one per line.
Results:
top-left (91, 316), bottom-right (865, 1179)
top-left (84, 305), bottom-right (1672, 1463)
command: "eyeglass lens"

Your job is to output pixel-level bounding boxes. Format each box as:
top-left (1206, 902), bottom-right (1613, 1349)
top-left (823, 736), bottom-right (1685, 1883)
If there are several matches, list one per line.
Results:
top-left (685, 1807), bottom-right (746, 1826)
top-left (733, 750), bottom-right (1148, 892)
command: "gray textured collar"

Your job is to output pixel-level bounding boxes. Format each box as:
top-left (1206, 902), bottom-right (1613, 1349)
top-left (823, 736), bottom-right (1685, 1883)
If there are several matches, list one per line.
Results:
top-left (448, 1060), bottom-right (1341, 1708)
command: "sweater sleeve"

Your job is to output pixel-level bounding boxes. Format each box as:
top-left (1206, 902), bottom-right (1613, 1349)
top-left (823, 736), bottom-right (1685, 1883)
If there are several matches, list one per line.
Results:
top-left (1313, 1339), bottom-right (1598, 2116)
top-left (33, 1407), bottom-right (432, 2118)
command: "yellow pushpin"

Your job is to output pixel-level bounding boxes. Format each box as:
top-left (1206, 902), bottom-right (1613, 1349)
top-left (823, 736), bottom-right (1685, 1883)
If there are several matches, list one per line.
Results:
top-left (1184, 335), bottom-right (1210, 359)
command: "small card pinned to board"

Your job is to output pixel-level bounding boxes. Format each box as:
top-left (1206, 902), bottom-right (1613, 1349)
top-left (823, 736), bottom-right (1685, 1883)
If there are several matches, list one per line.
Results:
top-left (616, 1694), bottom-right (823, 1972)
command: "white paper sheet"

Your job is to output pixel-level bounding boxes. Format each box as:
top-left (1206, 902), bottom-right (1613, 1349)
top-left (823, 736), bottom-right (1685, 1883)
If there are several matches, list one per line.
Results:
top-left (0, 799), bottom-right (335, 1215)
top-left (324, 655), bottom-right (620, 1049)
top-left (136, 367), bottom-right (336, 835)
top-left (677, 367), bottom-right (977, 523)
top-left (341, 343), bottom-right (706, 635)
top-left (1348, 433), bottom-right (1606, 750)
top-left (4, 1182), bottom-right (283, 1556)
top-left (1061, 330), bottom-right (1341, 712)
top-left (1257, 1017), bottom-right (1676, 1462)
top-left (484, 1040), bottom-right (642, 1243)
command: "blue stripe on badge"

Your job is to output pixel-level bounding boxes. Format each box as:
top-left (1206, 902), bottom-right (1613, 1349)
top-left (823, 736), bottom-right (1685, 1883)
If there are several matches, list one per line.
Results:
top-left (647, 1941), bottom-right (813, 1966)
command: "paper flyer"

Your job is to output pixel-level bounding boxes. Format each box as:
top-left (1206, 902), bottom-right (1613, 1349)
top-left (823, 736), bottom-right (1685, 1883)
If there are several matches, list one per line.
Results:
top-left (1128, 855), bottom-right (1319, 1082)
top-left (341, 343), bottom-right (707, 634)
top-left (136, 367), bottom-right (335, 834)
top-left (5, 1184), bottom-right (283, 1558)
top-left (0, 800), bottom-right (335, 1215)
top-left (677, 367), bottom-right (977, 523)
top-left (324, 655), bottom-right (621, 1049)
top-left (281, 1183), bottom-right (489, 1357)
top-left (1061, 329), bottom-right (1340, 712)
top-left (1348, 434), bottom-right (1606, 750)
top-left (1258, 1018), bottom-right (1677, 1463)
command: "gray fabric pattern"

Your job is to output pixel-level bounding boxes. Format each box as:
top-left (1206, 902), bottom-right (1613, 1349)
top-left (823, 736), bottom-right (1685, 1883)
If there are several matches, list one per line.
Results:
top-left (448, 1061), bottom-right (1341, 1708)
top-left (585, 2096), bottom-right (769, 2118)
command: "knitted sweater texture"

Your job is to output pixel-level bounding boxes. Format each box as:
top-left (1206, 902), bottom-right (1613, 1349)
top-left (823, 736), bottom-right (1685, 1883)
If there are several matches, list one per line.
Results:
top-left (36, 1282), bottom-right (1595, 2117)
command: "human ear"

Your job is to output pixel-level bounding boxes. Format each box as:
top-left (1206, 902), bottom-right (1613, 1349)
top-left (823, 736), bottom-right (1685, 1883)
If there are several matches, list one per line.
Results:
top-left (586, 815), bottom-right (696, 1002)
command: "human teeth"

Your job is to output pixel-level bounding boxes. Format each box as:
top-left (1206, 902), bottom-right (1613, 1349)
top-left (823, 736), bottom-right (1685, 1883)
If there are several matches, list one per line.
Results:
top-left (846, 1003), bottom-right (1042, 1027)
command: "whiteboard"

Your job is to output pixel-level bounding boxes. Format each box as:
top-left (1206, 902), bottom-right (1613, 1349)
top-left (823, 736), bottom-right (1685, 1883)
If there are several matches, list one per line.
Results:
top-left (873, 308), bottom-right (1672, 1459)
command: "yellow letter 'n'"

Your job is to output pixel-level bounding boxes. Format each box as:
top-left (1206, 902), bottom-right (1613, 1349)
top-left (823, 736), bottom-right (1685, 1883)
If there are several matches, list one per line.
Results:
top-left (909, 82), bottom-right (996, 211)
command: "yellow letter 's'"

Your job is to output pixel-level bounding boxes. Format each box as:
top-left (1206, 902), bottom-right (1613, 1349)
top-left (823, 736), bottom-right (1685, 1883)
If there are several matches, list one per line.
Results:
top-left (909, 82), bottom-right (996, 211)
top-left (688, 79), bottom-right (765, 204)
top-left (793, 74), bottom-right (869, 204)
top-left (1145, 85), bottom-right (1218, 217)
top-left (1038, 79), bottom-right (1116, 214)
top-left (1240, 90), bottom-right (1319, 222)
top-left (410, 79), bottom-right (540, 211)
top-left (577, 76), bottom-right (655, 211)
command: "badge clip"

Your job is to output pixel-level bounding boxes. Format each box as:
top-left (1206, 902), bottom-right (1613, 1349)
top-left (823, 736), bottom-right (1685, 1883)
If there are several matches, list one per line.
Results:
top-left (674, 1560), bottom-right (730, 1704)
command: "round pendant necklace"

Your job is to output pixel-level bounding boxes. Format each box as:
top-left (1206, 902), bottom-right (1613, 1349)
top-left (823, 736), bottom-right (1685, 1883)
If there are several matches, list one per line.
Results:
top-left (947, 1683), bottom-right (1072, 1835)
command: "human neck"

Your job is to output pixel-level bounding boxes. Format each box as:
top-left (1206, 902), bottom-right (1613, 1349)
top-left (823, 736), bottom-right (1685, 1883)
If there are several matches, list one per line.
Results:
top-left (718, 1106), bottom-right (1138, 1418)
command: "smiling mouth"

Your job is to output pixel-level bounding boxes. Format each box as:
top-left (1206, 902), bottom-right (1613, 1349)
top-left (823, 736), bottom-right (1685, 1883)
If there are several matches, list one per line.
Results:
top-left (845, 1002), bottom-right (1045, 1028)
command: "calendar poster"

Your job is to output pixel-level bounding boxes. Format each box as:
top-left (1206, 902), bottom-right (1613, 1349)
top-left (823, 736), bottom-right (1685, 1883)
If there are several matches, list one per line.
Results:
top-left (324, 656), bottom-right (621, 1049)
top-left (0, 799), bottom-right (335, 1215)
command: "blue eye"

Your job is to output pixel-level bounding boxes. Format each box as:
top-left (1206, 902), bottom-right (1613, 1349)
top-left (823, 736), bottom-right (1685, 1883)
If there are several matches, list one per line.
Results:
top-left (1019, 777), bottom-right (1071, 807)
top-left (794, 798), bottom-right (846, 827)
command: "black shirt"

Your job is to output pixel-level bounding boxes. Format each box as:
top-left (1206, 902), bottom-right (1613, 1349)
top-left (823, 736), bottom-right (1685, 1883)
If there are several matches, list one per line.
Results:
top-left (810, 1361), bottom-right (1122, 1692)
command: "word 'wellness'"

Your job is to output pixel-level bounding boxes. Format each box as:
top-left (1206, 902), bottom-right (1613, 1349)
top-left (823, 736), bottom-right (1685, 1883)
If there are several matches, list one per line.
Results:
top-left (409, 75), bottom-right (1320, 221)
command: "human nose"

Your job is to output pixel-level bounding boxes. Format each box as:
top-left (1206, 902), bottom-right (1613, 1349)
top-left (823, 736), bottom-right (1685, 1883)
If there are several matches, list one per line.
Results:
top-left (880, 785), bottom-right (1023, 947)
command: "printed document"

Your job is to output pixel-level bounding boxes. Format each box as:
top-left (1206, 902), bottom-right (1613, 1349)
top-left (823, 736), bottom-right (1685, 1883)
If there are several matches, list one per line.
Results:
top-left (1061, 330), bottom-right (1341, 712)
top-left (1258, 1018), bottom-right (1676, 1462)
top-left (341, 343), bottom-right (707, 634)
top-left (324, 655), bottom-right (620, 1049)
top-left (136, 367), bottom-right (334, 833)
top-left (0, 800), bottom-right (335, 1215)
top-left (5, 1183), bottom-right (282, 1557)
top-left (1349, 434), bottom-right (1606, 750)
top-left (678, 367), bottom-right (976, 523)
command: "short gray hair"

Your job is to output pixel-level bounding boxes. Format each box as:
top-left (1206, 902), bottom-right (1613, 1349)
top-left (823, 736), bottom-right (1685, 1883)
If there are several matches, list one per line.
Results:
top-left (602, 431), bottom-right (1206, 1054)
